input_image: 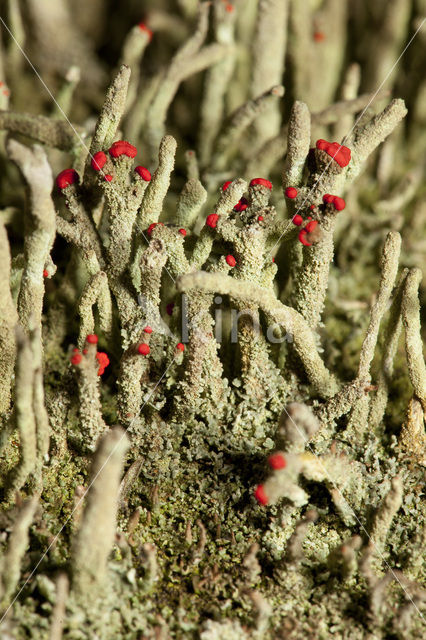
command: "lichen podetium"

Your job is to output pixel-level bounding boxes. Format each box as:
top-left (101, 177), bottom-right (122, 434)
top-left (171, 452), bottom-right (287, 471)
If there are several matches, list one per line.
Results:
top-left (0, 1), bottom-right (425, 638)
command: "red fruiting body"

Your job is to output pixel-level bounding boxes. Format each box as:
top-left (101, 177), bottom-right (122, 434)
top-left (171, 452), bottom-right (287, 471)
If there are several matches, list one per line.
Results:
top-left (178, 228), bottom-right (187, 236)
top-left (138, 22), bottom-right (153, 41)
top-left (56, 168), bottom-right (79, 190)
top-left (206, 213), bottom-right (219, 228)
top-left (314, 31), bottom-right (325, 42)
top-left (109, 140), bottom-right (137, 159)
top-left (138, 343), bottom-right (150, 355)
top-left (258, 216), bottom-right (264, 222)
top-left (222, 180), bottom-right (232, 191)
top-left (70, 353), bottom-right (82, 365)
top-left (333, 196), bottom-right (346, 211)
top-left (176, 343), bottom-right (185, 351)
top-left (254, 484), bottom-right (268, 505)
top-left (315, 139), bottom-right (351, 167)
top-left (322, 194), bottom-right (346, 211)
top-left (225, 2), bottom-right (233, 11)
top-left (272, 257), bottom-right (275, 263)
top-left (234, 198), bottom-right (248, 212)
top-left (250, 178), bottom-right (272, 189)
top-left (43, 269), bottom-right (49, 277)
top-left (304, 220), bottom-right (318, 233)
top-left (86, 334), bottom-right (98, 345)
top-left (72, 347), bottom-right (79, 353)
top-left (292, 214), bottom-right (303, 226)
top-left (285, 186), bottom-right (298, 199)
top-left (147, 222), bottom-right (158, 236)
top-left (298, 219), bottom-right (319, 246)
top-left (91, 151), bottom-right (107, 171)
top-left (83, 349), bottom-right (88, 354)
top-left (310, 204), bottom-right (316, 210)
top-left (226, 255), bottom-right (236, 267)
top-left (96, 352), bottom-right (110, 375)
top-left (268, 453), bottom-right (287, 470)
top-left (104, 174), bottom-right (113, 182)
top-left (298, 229), bottom-right (311, 247)
top-left (135, 166), bottom-right (151, 181)
top-left (166, 302), bottom-right (175, 316)
top-left (144, 326), bottom-right (153, 334)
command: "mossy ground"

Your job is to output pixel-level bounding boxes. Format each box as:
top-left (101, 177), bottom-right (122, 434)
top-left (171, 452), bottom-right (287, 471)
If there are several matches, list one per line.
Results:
top-left (1, 338), bottom-right (425, 639)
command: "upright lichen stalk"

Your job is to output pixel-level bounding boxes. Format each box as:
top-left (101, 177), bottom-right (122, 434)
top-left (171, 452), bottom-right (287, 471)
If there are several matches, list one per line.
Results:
top-left (0, 2), bottom-right (425, 639)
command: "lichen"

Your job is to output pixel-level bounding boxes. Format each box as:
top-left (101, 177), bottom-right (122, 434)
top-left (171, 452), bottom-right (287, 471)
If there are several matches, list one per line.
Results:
top-left (0, 1), bottom-right (425, 639)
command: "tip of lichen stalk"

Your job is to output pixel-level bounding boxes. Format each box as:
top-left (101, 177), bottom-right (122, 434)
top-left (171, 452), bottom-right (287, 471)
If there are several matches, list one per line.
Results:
top-left (250, 178), bottom-right (272, 189)
top-left (285, 186), bottom-right (298, 199)
top-left (109, 140), bottom-right (137, 159)
top-left (258, 215), bottom-right (264, 222)
top-left (43, 269), bottom-right (49, 277)
top-left (176, 343), bottom-right (185, 351)
top-left (316, 139), bottom-right (351, 167)
top-left (147, 222), bottom-right (163, 236)
top-left (144, 326), bottom-right (153, 334)
top-left (226, 255), bottom-right (236, 267)
top-left (135, 166), bottom-right (151, 181)
top-left (91, 151), bottom-right (107, 171)
top-left (96, 351), bottom-right (110, 375)
top-left (104, 174), bottom-right (113, 182)
top-left (292, 214), bottom-right (303, 226)
top-left (138, 22), bottom-right (153, 41)
top-left (222, 180), bottom-right (232, 191)
top-left (56, 168), bottom-right (79, 190)
top-left (86, 334), bottom-right (98, 345)
top-left (0, 82), bottom-right (10, 97)
top-left (178, 228), bottom-right (187, 236)
top-left (254, 484), bottom-right (268, 505)
top-left (137, 343), bottom-right (150, 355)
top-left (268, 453), bottom-right (286, 470)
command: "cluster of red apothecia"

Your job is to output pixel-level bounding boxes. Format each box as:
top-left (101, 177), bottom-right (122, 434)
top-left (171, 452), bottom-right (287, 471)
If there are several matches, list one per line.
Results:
top-left (69, 332), bottom-right (185, 375)
top-left (56, 140), bottom-right (152, 190)
top-left (203, 139), bottom-right (350, 254)
top-left (58, 138), bottom-right (351, 368)
top-left (70, 334), bottom-right (110, 376)
top-left (285, 139), bottom-right (350, 246)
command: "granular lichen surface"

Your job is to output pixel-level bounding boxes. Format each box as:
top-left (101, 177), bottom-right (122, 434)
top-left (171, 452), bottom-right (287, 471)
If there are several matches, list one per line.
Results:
top-left (0, 1), bottom-right (425, 639)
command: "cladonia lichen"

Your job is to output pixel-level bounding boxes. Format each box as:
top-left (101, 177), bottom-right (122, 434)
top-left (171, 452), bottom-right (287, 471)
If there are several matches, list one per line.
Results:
top-left (0, 2), bottom-right (425, 639)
